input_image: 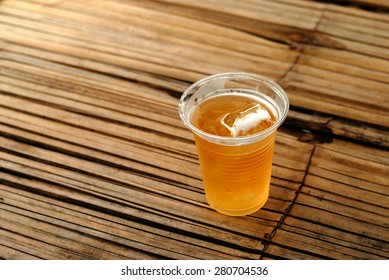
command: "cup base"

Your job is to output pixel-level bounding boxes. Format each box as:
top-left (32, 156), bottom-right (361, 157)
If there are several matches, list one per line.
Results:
top-left (206, 195), bottom-right (268, 216)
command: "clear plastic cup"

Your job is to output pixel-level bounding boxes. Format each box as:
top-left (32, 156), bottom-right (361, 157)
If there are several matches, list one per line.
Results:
top-left (179, 72), bottom-right (289, 216)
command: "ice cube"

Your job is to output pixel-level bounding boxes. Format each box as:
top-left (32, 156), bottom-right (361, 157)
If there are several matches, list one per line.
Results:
top-left (221, 104), bottom-right (272, 137)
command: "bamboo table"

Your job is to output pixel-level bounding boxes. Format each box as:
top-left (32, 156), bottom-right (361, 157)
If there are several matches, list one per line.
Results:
top-left (0, 0), bottom-right (388, 260)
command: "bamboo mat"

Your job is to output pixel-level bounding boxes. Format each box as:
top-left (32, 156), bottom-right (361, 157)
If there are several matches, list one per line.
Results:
top-left (0, 0), bottom-right (388, 259)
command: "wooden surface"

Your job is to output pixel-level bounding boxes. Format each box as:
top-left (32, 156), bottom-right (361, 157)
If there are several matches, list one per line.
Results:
top-left (0, 0), bottom-right (388, 260)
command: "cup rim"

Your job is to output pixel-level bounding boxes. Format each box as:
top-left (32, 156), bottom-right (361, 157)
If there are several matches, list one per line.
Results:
top-left (179, 72), bottom-right (289, 145)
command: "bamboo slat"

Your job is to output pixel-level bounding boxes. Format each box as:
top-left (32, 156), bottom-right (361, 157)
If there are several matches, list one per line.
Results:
top-left (126, 0), bottom-right (389, 128)
top-left (0, 130), bottom-right (313, 259)
top-left (1, 1), bottom-right (388, 146)
top-left (266, 140), bottom-right (389, 259)
top-left (0, 69), bottom-right (314, 258)
top-left (305, 0), bottom-right (389, 10)
top-left (1, 0), bottom-right (388, 260)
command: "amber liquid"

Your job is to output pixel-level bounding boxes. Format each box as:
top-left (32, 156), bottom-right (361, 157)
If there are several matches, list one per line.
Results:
top-left (191, 93), bottom-right (277, 216)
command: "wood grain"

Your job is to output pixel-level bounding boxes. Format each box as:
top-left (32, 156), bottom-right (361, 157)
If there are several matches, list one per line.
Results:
top-left (1, 0), bottom-right (388, 259)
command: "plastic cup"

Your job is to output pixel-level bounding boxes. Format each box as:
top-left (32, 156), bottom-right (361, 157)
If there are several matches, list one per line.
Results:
top-left (179, 72), bottom-right (289, 216)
